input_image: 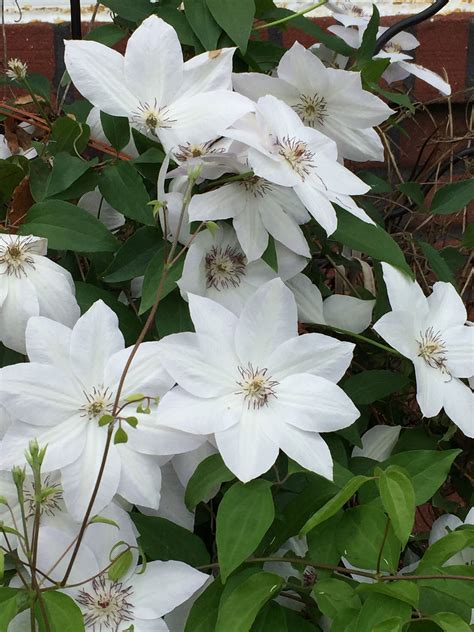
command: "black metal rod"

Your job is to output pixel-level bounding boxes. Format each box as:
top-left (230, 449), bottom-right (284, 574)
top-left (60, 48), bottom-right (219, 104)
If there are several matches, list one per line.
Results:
top-left (374, 0), bottom-right (450, 54)
top-left (70, 0), bottom-right (82, 40)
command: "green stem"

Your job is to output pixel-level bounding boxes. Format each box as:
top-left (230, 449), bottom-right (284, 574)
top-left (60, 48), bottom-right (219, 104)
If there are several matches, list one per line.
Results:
top-left (21, 77), bottom-right (51, 129)
top-left (201, 171), bottom-right (254, 192)
top-left (311, 323), bottom-right (403, 357)
top-left (253, 0), bottom-right (328, 31)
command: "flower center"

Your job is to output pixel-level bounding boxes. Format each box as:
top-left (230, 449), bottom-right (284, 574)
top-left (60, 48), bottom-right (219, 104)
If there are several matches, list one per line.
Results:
top-left (275, 136), bottom-right (315, 181)
top-left (77, 576), bottom-right (134, 631)
top-left (417, 327), bottom-right (450, 375)
top-left (240, 176), bottom-right (273, 198)
top-left (132, 99), bottom-right (176, 136)
top-left (293, 94), bottom-right (328, 126)
top-left (0, 237), bottom-right (36, 278)
top-left (23, 475), bottom-right (63, 519)
top-left (205, 245), bottom-right (246, 291)
top-left (236, 363), bottom-right (279, 409)
top-left (81, 386), bottom-right (114, 421)
top-left (174, 141), bottom-right (224, 163)
top-left (384, 42), bottom-right (403, 54)
top-left (6, 58), bottom-right (28, 80)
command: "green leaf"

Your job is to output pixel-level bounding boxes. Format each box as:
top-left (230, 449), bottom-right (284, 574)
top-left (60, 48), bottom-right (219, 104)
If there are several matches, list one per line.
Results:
top-left (306, 513), bottom-right (343, 579)
top-left (378, 466), bottom-right (415, 546)
top-left (300, 475), bottom-right (372, 535)
top-left (75, 282), bottom-right (142, 346)
top-left (184, 0), bottom-right (221, 50)
top-left (185, 579), bottom-right (223, 632)
top-left (398, 182), bottom-right (424, 206)
top-left (0, 160), bottom-right (23, 201)
top-left (26, 72), bottom-right (51, 102)
top-left (155, 290), bottom-right (194, 337)
top-left (103, 226), bottom-right (162, 283)
top-left (185, 453), bottom-right (235, 511)
top-left (262, 236), bottom-right (278, 272)
top-left (332, 208), bottom-right (412, 276)
top-left (139, 252), bottom-right (184, 314)
top-left (355, 594), bottom-right (411, 632)
top-left (313, 578), bottom-right (361, 619)
top-left (417, 529), bottom-right (474, 573)
top-left (113, 426), bottom-right (128, 444)
top-left (283, 608), bottom-right (317, 632)
top-left (429, 612), bottom-right (471, 632)
top-left (359, 172), bottom-right (391, 194)
top-left (217, 480), bottom-right (275, 582)
top-left (131, 514), bottom-right (210, 567)
top-left (462, 223), bottom-right (474, 248)
top-left (100, 111), bottom-right (130, 152)
top-left (0, 588), bottom-right (23, 632)
top-left (85, 23), bottom-right (125, 46)
top-left (99, 161), bottom-right (154, 225)
top-left (361, 58), bottom-right (391, 84)
top-left (356, 581), bottom-right (419, 609)
top-left (372, 618), bottom-right (405, 632)
top-left (251, 602), bottom-right (287, 631)
top-left (156, 6), bottom-right (198, 47)
top-left (206, 0), bottom-right (255, 53)
top-left (19, 200), bottom-right (118, 252)
top-left (108, 548), bottom-right (133, 581)
top-left (49, 118), bottom-right (90, 155)
top-left (418, 241), bottom-right (456, 285)
top-left (357, 5), bottom-right (379, 64)
top-left (336, 505), bottom-right (401, 573)
top-left (215, 571), bottom-right (284, 632)
top-left (430, 179), bottom-right (474, 215)
top-left (99, 0), bottom-right (153, 21)
top-left (343, 370), bottom-right (409, 405)
top-left (30, 153), bottom-right (92, 201)
top-left (35, 591), bottom-right (85, 632)
top-left (417, 565), bottom-right (474, 615)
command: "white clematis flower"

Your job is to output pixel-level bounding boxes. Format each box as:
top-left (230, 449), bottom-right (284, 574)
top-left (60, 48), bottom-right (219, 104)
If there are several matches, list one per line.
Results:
top-left (233, 42), bottom-right (394, 162)
top-left (188, 159), bottom-right (311, 262)
top-left (0, 300), bottom-right (203, 519)
top-left (286, 272), bottom-right (375, 334)
top-left (65, 16), bottom-right (254, 152)
top-left (178, 223), bottom-right (277, 315)
top-left (351, 425), bottom-right (401, 461)
top-left (373, 264), bottom-right (474, 437)
top-left (224, 96), bottom-right (371, 237)
top-left (328, 20), bottom-right (451, 96)
top-left (0, 234), bottom-right (80, 354)
top-left (156, 278), bottom-right (359, 482)
top-left (73, 559), bottom-right (208, 632)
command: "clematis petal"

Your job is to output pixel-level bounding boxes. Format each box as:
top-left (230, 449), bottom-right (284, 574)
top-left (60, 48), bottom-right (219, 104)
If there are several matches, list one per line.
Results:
top-left (268, 333), bottom-right (354, 383)
top-left (442, 377), bottom-right (474, 438)
top-left (159, 91), bottom-right (254, 152)
top-left (271, 373), bottom-right (359, 432)
top-left (105, 341), bottom-right (175, 399)
top-left (0, 363), bottom-right (80, 425)
top-left (158, 386), bottom-right (241, 435)
top-left (323, 295), bottom-right (375, 334)
top-left (286, 273), bottom-right (325, 325)
top-left (352, 425), bottom-right (401, 461)
top-left (258, 196), bottom-right (310, 258)
top-left (188, 183), bottom-right (241, 222)
top-left (64, 40), bottom-right (137, 116)
top-left (183, 47), bottom-right (236, 96)
top-left (427, 282), bottom-right (468, 331)
top-left (116, 446), bottom-right (162, 510)
top-left (124, 16), bottom-right (184, 105)
top-left (413, 360), bottom-right (445, 419)
top-left (397, 61), bottom-right (451, 96)
top-left (443, 325), bottom-right (474, 378)
top-left (278, 42), bottom-right (330, 96)
top-left (235, 278), bottom-right (298, 366)
top-left (126, 413), bottom-right (206, 456)
top-left (131, 560), bottom-right (208, 619)
top-left (233, 72), bottom-right (297, 104)
top-left (25, 317), bottom-right (72, 369)
top-left (380, 263), bottom-right (427, 315)
top-left (187, 293), bottom-right (238, 342)
top-left (215, 406), bottom-right (279, 482)
top-left (233, 203), bottom-right (269, 262)
top-left (294, 183), bottom-right (338, 235)
top-left (61, 423), bottom-right (121, 520)
top-left (0, 277), bottom-right (39, 354)
top-left (322, 121), bottom-right (385, 162)
top-left (263, 419), bottom-right (334, 481)
top-left (373, 310), bottom-right (418, 360)
top-left (157, 332), bottom-right (237, 397)
top-left (70, 300), bottom-right (124, 390)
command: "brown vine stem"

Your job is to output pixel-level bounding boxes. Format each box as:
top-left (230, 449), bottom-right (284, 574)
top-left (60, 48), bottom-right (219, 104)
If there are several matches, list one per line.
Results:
top-left (60, 177), bottom-right (196, 586)
top-left (197, 557), bottom-right (474, 583)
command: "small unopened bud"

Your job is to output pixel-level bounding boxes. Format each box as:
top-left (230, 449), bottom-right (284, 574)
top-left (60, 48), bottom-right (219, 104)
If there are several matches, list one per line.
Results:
top-left (11, 466), bottom-right (26, 488)
top-left (25, 439), bottom-right (47, 471)
top-left (187, 163), bottom-right (203, 181)
top-left (6, 58), bottom-right (28, 81)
